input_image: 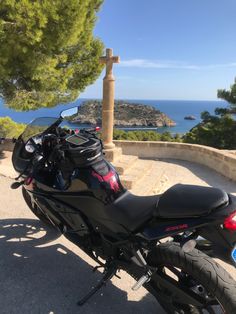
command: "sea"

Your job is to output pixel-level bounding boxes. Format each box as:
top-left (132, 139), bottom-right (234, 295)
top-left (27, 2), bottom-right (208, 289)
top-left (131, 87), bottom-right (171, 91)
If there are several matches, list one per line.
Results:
top-left (0, 98), bottom-right (229, 135)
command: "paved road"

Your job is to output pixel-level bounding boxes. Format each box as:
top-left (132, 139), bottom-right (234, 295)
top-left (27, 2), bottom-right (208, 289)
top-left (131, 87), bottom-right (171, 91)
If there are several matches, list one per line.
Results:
top-left (0, 175), bottom-right (161, 314)
top-left (1, 156), bottom-right (236, 313)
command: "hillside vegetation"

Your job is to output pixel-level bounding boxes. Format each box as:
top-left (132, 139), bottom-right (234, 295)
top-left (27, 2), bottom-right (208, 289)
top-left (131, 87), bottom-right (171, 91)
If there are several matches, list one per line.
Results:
top-left (113, 129), bottom-right (182, 142)
top-left (183, 79), bottom-right (236, 150)
top-left (183, 110), bottom-right (236, 149)
top-left (0, 117), bottom-right (25, 138)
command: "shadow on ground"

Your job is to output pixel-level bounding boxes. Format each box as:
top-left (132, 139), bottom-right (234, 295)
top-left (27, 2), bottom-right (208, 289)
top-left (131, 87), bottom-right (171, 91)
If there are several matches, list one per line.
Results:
top-left (0, 219), bottom-right (160, 314)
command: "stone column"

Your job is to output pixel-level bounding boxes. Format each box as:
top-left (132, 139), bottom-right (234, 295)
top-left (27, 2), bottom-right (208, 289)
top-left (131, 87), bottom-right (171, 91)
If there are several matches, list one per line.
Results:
top-left (100, 48), bottom-right (120, 150)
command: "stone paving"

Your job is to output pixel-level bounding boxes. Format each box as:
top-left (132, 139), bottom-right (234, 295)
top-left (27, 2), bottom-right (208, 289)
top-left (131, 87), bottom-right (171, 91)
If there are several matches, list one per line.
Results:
top-left (0, 151), bottom-right (236, 313)
top-left (133, 157), bottom-right (236, 196)
top-left (0, 175), bottom-right (160, 314)
top-left (0, 150), bottom-right (18, 178)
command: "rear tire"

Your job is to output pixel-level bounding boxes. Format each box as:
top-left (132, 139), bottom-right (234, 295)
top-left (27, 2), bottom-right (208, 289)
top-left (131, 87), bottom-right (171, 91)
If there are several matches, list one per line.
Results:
top-left (146, 242), bottom-right (236, 313)
top-left (22, 187), bottom-right (56, 228)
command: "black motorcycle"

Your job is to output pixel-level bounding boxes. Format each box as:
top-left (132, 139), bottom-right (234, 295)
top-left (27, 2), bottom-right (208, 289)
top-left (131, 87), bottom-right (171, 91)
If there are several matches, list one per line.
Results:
top-left (11, 107), bottom-right (236, 313)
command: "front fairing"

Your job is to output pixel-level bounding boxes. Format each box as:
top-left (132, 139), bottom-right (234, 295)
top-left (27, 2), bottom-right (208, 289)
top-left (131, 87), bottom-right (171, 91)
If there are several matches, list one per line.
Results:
top-left (24, 159), bottom-right (128, 237)
top-left (12, 117), bottom-right (61, 174)
top-left (12, 137), bottom-right (30, 174)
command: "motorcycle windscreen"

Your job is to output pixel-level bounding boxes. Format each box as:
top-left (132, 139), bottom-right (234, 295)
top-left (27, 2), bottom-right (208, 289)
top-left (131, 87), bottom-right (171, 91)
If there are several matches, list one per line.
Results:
top-left (21, 117), bottom-right (59, 142)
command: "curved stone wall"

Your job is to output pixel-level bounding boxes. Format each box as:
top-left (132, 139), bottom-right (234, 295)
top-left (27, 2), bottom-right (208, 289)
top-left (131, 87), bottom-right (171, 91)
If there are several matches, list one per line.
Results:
top-left (2, 139), bottom-right (236, 182)
top-left (0, 139), bottom-right (14, 152)
top-left (114, 140), bottom-right (236, 182)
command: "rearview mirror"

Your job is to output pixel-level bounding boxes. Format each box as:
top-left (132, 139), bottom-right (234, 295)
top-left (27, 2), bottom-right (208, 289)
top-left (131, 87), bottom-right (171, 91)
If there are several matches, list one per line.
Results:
top-left (60, 107), bottom-right (78, 119)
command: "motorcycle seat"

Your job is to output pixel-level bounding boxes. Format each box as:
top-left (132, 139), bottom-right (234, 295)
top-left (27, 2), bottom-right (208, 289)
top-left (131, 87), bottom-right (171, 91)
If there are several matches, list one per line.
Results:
top-left (156, 184), bottom-right (229, 219)
top-left (108, 191), bottom-right (158, 231)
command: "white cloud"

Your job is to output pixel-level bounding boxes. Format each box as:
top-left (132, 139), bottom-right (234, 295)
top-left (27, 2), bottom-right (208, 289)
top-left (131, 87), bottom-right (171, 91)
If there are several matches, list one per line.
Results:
top-left (205, 62), bottom-right (236, 69)
top-left (120, 59), bottom-right (236, 70)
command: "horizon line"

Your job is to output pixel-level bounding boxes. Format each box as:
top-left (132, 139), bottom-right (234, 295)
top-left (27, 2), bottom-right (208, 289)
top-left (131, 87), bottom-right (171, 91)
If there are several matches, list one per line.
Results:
top-left (78, 97), bottom-right (223, 102)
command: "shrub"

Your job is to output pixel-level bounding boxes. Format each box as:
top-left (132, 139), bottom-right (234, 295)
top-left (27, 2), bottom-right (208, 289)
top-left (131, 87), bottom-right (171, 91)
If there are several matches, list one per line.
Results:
top-left (113, 129), bottom-right (182, 142)
top-left (0, 116), bottom-right (26, 138)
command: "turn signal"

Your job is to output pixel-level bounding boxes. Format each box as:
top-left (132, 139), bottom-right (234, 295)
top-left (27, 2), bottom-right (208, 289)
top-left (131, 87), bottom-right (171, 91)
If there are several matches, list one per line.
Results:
top-left (224, 211), bottom-right (236, 231)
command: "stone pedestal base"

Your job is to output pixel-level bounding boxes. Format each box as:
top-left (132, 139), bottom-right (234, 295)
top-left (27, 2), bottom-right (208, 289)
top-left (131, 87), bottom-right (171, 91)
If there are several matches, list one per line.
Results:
top-left (103, 147), bottom-right (122, 162)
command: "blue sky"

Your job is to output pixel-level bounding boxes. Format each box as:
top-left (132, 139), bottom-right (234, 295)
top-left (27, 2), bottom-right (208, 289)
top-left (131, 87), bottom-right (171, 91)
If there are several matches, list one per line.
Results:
top-left (81, 0), bottom-right (236, 100)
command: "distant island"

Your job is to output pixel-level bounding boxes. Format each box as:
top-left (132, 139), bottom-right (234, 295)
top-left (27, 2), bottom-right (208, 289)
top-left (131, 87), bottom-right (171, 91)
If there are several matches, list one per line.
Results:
top-left (70, 100), bottom-right (176, 127)
top-left (184, 115), bottom-right (196, 120)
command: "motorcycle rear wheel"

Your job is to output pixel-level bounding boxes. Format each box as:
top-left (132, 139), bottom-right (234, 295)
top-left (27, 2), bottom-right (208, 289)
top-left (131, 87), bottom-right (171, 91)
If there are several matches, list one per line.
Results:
top-left (146, 242), bottom-right (236, 313)
top-left (22, 187), bottom-right (56, 228)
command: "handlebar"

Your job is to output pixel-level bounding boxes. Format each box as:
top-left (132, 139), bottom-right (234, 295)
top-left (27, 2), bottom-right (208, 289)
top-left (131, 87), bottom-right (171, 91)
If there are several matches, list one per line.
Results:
top-left (17, 125), bottom-right (101, 180)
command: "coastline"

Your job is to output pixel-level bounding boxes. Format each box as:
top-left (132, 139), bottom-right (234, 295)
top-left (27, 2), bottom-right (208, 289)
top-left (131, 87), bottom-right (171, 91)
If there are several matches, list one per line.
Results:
top-left (0, 98), bottom-right (228, 134)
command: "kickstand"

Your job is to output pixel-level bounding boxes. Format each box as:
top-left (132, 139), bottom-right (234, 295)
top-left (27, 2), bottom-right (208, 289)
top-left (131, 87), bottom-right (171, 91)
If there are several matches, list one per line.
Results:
top-left (77, 264), bottom-right (117, 306)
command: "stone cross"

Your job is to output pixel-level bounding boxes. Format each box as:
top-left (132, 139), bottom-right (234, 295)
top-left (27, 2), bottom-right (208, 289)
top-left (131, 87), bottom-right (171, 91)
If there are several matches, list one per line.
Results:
top-left (100, 48), bottom-right (120, 149)
top-left (100, 48), bottom-right (120, 79)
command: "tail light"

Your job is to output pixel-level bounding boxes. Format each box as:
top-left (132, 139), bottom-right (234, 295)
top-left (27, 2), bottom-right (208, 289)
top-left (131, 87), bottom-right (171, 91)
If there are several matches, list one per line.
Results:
top-left (224, 211), bottom-right (236, 231)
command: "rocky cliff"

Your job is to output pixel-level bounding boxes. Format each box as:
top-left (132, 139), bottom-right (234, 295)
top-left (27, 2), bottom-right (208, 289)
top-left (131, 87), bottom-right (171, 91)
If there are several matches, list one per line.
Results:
top-left (71, 100), bottom-right (176, 127)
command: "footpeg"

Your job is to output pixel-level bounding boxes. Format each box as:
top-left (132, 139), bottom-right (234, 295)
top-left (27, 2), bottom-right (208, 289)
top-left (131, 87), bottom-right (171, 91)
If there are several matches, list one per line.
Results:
top-left (132, 271), bottom-right (152, 291)
top-left (10, 181), bottom-right (24, 189)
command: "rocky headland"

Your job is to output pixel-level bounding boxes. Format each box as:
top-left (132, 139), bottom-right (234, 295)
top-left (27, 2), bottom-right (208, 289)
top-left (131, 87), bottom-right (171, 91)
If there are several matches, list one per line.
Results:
top-left (71, 100), bottom-right (176, 127)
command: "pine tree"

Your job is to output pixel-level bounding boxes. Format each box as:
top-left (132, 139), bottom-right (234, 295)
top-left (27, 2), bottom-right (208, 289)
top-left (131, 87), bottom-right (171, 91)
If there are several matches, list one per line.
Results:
top-left (218, 78), bottom-right (236, 110)
top-left (0, 0), bottom-right (104, 111)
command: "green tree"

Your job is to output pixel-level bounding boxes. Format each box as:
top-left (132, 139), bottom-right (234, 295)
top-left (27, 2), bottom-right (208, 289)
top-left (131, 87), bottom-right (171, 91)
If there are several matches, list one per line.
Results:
top-left (214, 107), bottom-right (231, 116)
top-left (160, 131), bottom-right (173, 142)
top-left (0, 0), bottom-right (104, 111)
top-left (218, 78), bottom-right (236, 110)
top-left (200, 111), bottom-right (211, 121)
top-left (113, 129), bottom-right (182, 142)
top-left (184, 111), bottom-right (236, 149)
top-left (173, 133), bottom-right (182, 142)
top-left (184, 78), bottom-right (236, 149)
top-left (0, 116), bottom-right (25, 138)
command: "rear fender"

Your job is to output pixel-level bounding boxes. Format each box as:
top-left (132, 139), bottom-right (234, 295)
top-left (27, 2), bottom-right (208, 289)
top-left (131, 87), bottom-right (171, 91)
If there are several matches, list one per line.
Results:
top-left (198, 224), bottom-right (236, 250)
top-left (198, 196), bottom-right (236, 250)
